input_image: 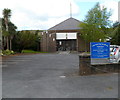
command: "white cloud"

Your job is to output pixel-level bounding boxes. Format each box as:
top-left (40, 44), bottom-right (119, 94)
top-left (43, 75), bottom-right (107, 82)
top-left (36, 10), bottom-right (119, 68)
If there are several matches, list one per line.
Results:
top-left (118, 1), bottom-right (120, 22)
top-left (0, 0), bottom-right (80, 30)
top-left (100, 0), bottom-right (118, 22)
top-left (0, 0), bottom-right (119, 30)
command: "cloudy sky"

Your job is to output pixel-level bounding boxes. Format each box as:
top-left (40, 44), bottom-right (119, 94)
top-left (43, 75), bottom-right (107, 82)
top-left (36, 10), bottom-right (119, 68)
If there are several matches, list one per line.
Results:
top-left (0, 0), bottom-right (119, 30)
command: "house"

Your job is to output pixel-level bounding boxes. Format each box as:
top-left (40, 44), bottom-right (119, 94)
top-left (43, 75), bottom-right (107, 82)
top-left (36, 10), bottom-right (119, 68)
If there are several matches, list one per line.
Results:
top-left (40, 17), bottom-right (89, 52)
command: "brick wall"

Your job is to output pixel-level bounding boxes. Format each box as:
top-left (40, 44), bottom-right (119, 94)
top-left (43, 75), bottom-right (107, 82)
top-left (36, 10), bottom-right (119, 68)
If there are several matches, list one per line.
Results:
top-left (77, 33), bottom-right (90, 52)
top-left (40, 32), bottom-right (48, 52)
top-left (41, 30), bottom-right (90, 52)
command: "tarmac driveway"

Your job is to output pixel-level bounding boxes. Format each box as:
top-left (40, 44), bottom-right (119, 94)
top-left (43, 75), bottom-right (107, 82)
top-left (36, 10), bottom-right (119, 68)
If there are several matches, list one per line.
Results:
top-left (2, 53), bottom-right (118, 98)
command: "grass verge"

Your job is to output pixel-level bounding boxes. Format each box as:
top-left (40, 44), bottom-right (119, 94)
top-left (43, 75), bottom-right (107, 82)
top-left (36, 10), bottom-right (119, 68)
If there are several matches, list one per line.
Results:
top-left (22, 50), bottom-right (48, 53)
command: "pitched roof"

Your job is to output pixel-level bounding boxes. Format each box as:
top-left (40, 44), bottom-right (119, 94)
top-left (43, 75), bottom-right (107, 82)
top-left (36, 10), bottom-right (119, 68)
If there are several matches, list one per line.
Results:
top-left (48, 17), bottom-right (82, 31)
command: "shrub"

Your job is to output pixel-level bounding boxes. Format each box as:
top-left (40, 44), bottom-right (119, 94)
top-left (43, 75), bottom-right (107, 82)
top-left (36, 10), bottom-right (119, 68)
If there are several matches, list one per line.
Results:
top-left (2, 49), bottom-right (15, 55)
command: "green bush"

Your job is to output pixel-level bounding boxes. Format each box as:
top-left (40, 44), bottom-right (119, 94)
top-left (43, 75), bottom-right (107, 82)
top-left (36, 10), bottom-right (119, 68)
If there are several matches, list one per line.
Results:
top-left (0, 50), bottom-right (3, 56)
top-left (2, 49), bottom-right (15, 55)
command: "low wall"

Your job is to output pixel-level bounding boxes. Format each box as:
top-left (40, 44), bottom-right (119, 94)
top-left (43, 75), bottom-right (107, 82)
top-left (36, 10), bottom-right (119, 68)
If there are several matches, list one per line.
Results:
top-left (79, 53), bottom-right (120, 76)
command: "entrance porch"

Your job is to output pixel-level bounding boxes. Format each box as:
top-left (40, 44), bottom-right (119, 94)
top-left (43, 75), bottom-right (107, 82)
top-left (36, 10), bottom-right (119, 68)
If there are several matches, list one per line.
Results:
top-left (56, 40), bottom-right (76, 51)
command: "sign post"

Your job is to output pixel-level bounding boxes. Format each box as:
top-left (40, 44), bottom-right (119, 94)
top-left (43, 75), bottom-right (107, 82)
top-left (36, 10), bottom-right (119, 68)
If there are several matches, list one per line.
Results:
top-left (90, 42), bottom-right (110, 64)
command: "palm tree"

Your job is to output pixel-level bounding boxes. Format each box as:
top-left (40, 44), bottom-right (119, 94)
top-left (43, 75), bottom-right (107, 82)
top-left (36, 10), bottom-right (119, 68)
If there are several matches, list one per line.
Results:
top-left (2, 8), bottom-right (11, 50)
top-left (0, 18), bottom-right (2, 50)
top-left (8, 22), bottom-right (17, 50)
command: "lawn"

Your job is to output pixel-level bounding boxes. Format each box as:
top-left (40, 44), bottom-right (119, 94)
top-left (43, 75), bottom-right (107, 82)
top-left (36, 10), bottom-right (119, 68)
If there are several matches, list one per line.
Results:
top-left (22, 50), bottom-right (48, 53)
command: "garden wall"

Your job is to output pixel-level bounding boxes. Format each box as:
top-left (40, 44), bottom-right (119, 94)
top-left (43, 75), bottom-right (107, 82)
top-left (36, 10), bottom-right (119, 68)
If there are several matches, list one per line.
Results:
top-left (79, 53), bottom-right (120, 76)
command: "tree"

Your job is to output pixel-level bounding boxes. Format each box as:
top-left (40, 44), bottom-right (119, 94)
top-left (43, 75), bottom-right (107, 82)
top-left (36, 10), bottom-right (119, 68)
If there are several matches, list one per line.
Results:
top-left (2, 8), bottom-right (11, 50)
top-left (2, 18), bottom-right (17, 50)
top-left (13, 31), bottom-right (40, 53)
top-left (110, 22), bottom-right (120, 45)
top-left (8, 22), bottom-right (17, 50)
top-left (30, 30), bottom-right (41, 51)
top-left (0, 18), bottom-right (2, 50)
top-left (79, 3), bottom-right (112, 42)
top-left (2, 18), bottom-right (9, 50)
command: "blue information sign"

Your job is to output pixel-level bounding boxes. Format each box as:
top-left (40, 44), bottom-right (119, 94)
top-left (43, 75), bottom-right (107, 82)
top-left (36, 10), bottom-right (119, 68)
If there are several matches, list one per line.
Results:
top-left (90, 42), bottom-right (110, 58)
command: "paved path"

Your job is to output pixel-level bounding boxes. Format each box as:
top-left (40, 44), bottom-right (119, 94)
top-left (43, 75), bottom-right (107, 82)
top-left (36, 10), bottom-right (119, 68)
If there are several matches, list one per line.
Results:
top-left (2, 54), bottom-right (118, 98)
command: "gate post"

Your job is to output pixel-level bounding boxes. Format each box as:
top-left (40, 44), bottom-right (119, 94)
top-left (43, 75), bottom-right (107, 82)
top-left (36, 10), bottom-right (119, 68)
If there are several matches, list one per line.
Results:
top-left (79, 53), bottom-right (91, 75)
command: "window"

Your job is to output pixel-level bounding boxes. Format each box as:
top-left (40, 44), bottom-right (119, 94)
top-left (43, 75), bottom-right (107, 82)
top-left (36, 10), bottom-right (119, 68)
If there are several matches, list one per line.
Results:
top-left (67, 33), bottom-right (77, 39)
top-left (56, 33), bottom-right (77, 40)
top-left (56, 33), bottom-right (66, 40)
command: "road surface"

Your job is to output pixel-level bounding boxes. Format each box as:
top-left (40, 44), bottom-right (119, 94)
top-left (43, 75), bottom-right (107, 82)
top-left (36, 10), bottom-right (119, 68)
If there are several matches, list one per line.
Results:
top-left (2, 53), bottom-right (118, 98)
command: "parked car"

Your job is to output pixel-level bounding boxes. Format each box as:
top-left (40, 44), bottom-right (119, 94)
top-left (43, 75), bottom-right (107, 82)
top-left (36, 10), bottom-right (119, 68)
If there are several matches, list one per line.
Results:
top-left (110, 45), bottom-right (120, 63)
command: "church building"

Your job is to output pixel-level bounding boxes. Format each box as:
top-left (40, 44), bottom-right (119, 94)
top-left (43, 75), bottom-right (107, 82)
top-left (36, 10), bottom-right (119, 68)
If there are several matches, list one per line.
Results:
top-left (40, 17), bottom-right (89, 52)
